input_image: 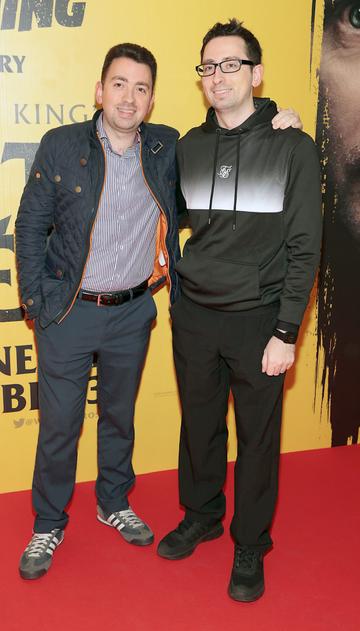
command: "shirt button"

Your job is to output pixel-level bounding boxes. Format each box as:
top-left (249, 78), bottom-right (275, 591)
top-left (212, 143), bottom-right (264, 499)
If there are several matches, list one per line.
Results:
top-left (120, 245), bottom-right (124, 250)
top-left (35, 171), bottom-right (41, 179)
top-left (26, 298), bottom-right (34, 306)
top-left (75, 185), bottom-right (82, 193)
top-left (54, 175), bottom-right (61, 183)
top-left (80, 158), bottom-right (87, 166)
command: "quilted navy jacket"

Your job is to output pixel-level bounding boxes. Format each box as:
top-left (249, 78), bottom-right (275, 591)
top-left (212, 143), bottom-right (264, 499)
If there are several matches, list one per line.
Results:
top-left (15, 109), bottom-right (181, 327)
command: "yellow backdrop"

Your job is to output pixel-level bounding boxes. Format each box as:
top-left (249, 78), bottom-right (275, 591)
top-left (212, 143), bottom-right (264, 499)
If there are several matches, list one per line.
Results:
top-left (0, 0), bottom-right (330, 494)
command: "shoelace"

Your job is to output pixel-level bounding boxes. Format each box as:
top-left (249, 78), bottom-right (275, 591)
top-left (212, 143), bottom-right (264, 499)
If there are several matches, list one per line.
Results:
top-left (234, 547), bottom-right (259, 570)
top-left (114, 509), bottom-right (144, 528)
top-left (25, 532), bottom-right (59, 558)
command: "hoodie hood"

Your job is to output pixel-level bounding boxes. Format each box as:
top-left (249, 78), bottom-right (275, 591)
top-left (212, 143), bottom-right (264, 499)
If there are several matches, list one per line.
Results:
top-left (201, 97), bottom-right (278, 136)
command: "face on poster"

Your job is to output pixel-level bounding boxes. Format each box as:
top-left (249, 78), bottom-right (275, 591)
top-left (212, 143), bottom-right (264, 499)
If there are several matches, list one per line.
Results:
top-left (316, 0), bottom-right (360, 446)
top-left (320, 1), bottom-right (360, 237)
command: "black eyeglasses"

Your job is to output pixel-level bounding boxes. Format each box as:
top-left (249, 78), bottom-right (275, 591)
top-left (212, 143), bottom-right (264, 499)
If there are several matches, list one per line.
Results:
top-left (196, 58), bottom-right (254, 77)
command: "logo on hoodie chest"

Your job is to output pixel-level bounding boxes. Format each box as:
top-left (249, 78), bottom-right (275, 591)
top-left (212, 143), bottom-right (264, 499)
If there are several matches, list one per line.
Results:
top-left (217, 165), bottom-right (232, 179)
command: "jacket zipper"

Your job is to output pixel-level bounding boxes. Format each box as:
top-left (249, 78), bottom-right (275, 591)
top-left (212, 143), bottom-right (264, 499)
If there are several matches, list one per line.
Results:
top-left (56, 137), bottom-right (106, 324)
top-left (139, 137), bottom-right (171, 295)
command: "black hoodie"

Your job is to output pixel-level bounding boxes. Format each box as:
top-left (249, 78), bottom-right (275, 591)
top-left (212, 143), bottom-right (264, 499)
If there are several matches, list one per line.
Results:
top-left (176, 98), bottom-right (322, 332)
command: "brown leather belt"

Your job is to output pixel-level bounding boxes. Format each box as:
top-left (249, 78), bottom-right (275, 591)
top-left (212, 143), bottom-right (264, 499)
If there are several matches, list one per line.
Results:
top-left (77, 281), bottom-right (148, 306)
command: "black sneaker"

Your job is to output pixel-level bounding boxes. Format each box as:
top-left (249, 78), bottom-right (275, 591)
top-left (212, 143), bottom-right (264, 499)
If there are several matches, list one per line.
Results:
top-left (228, 545), bottom-right (265, 602)
top-left (19, 529), bottom-right (64, 580)
top-left (157, 518), bottom-right (224, 560)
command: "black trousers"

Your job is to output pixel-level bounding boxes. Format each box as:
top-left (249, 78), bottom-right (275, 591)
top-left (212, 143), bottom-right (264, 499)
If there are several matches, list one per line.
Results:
top-left (33, 290), bottom-right (156, 533)
top-left (172, 296), bottom-right (285, 552)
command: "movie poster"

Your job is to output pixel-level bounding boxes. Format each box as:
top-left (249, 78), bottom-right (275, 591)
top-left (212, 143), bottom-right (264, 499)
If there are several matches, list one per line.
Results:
top-left (2, 0), bottom-right (356, 493)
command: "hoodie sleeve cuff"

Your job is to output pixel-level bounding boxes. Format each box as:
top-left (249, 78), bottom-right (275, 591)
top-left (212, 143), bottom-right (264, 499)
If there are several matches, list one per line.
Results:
top-left (275, 320), bottom-right (299, 335)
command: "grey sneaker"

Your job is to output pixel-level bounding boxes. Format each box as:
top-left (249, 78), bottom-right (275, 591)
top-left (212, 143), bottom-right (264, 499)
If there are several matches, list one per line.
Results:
top-left (19, 529), bottom-right (64, 580)
top-left (97, 505), bottom-right (154, 546)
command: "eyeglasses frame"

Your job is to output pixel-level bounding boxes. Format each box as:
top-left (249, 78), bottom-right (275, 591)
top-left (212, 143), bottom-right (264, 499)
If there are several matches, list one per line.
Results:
top-left (195, 58), bottom-right (255, 77)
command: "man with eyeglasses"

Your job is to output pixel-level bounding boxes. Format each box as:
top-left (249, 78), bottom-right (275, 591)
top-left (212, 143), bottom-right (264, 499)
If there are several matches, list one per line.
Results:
top-left (157, 19), bottom-right (322, 602)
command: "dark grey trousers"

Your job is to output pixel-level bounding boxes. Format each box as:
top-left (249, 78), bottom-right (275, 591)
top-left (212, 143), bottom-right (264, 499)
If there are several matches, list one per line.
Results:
top-left (33, 290), bottom-right (156, 533)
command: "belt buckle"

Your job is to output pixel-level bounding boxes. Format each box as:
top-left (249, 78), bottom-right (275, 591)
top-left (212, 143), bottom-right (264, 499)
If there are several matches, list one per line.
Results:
top-left (96, 293), bottom-right (111, 307)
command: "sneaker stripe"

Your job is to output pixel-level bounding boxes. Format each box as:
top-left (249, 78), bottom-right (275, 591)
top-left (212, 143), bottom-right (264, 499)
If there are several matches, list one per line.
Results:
top-left (116, 523), bottom-right (125, 531)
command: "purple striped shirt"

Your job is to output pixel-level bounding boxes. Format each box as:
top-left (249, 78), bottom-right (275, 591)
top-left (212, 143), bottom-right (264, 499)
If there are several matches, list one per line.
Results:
top-left (82, 114), bottom-right (159, 291)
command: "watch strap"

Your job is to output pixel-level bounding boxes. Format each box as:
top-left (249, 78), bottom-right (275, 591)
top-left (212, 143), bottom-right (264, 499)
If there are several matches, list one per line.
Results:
top-left (273, 329), bottom-right (297, 344)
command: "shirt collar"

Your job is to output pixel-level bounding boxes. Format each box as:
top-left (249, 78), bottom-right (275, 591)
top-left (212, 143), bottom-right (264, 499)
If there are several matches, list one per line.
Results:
top-left (96, 112), bottom-right (140, 155)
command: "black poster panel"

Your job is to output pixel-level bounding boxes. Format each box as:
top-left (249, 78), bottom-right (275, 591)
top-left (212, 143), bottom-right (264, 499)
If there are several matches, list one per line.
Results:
top-left (315, 0), bottom-right (360, 445)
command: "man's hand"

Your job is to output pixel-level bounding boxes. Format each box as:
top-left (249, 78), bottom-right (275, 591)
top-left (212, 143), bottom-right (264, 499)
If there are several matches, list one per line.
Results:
top-left (261, 336), bottom-right (295, 376)
top-left (272, 107), bottom-right (303, 130)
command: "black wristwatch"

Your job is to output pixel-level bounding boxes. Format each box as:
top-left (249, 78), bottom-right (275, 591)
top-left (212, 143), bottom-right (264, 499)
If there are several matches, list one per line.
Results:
top-left (273, 329), bottom-right (297, 344)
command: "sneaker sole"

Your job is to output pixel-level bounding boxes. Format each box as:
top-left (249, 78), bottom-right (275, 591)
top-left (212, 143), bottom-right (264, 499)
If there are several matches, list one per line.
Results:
top-left (228, 581), bottom-right (265, 603)
top-left (97, 514), bottom-right (154, 546)
top-left (19, 537), bottom-right (64, 580)
top-left (157, 522), bottom-right (224, 560)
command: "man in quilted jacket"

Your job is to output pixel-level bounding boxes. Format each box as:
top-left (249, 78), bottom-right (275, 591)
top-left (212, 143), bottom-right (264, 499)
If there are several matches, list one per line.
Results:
top-left (16, 42), bottom-right (180, 580)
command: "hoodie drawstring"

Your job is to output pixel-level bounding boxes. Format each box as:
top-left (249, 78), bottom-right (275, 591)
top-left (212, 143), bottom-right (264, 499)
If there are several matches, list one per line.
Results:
top-left (208, 128), bottom-right (241, 230)
top-left (208, 128), bottom-right (221, 225)
top-left (232, 134), bottom-right (241, 230)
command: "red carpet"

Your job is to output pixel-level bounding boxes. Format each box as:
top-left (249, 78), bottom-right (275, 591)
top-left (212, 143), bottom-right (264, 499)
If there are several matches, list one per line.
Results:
top-left (0, 446), bottom-right (359, 631)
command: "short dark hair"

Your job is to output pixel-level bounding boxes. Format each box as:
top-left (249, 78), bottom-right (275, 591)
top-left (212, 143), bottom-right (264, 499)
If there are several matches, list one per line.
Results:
top-left (201, 18), bottom-right (262, 65)
top-left (101, 43), bottom-right (157, 88)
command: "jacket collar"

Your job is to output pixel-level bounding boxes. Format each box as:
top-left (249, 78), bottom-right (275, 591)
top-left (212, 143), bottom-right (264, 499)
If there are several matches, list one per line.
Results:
top-left (91, 109), bottom-right (163, 155)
